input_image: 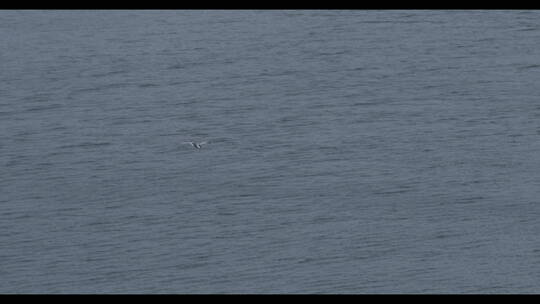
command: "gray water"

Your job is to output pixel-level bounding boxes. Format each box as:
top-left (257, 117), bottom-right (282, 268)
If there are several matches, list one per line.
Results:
top-left (1, 10), bottom-right (540, 293)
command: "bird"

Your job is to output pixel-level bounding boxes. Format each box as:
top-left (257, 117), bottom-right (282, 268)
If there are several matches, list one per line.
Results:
top-left (183, 141), bottom-right (208, 149)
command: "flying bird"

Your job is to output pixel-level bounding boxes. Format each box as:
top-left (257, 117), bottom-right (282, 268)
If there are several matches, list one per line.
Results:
top-left (183, 141), bottom-right (208, 149)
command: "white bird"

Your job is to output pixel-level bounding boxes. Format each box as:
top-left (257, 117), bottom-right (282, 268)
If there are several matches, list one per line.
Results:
top-left (183, 141), bottom-right (208, 149)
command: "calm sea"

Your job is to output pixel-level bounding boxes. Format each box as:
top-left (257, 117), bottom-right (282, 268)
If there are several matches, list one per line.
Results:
top-left (1, 10), bottom-right (540, 293)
